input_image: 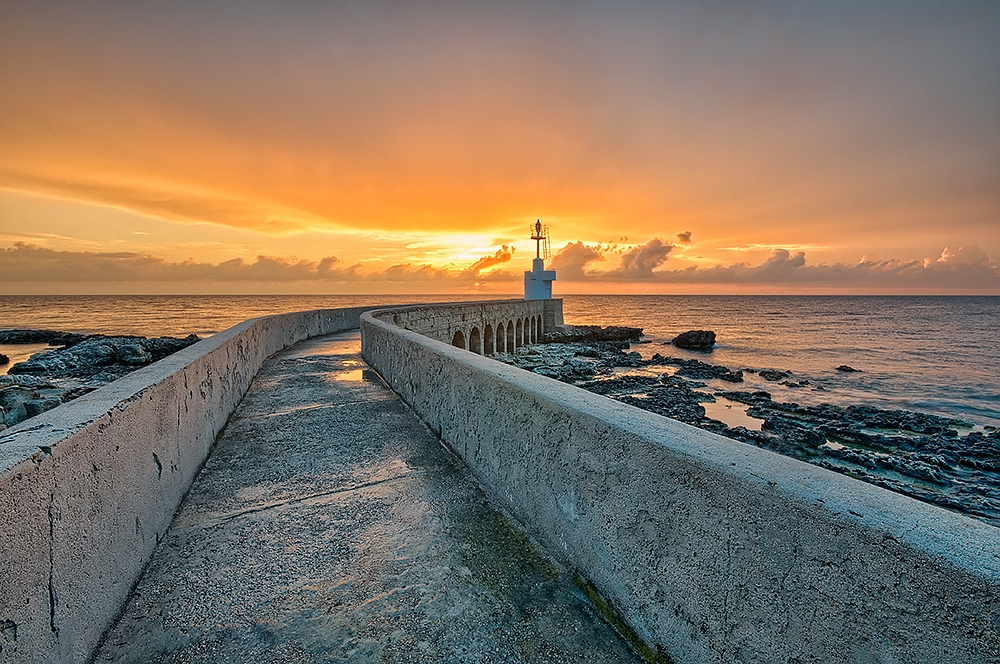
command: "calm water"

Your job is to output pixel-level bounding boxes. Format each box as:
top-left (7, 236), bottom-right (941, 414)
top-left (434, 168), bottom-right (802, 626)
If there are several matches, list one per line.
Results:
top-left (1, 294), bottom-right (997, 426)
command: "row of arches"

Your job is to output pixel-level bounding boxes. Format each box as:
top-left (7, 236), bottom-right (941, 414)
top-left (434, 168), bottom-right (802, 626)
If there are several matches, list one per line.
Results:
top-left (451, 315), bottom-right (544, 356)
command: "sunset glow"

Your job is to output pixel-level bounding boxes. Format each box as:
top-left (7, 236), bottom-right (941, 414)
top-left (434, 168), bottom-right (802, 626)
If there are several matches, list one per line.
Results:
top-left (2, 1), bottom-right (998, 294)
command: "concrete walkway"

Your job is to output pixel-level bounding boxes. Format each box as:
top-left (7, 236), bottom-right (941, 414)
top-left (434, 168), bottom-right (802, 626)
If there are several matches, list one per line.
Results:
top-left (95, 331), bottom-right (641, 663)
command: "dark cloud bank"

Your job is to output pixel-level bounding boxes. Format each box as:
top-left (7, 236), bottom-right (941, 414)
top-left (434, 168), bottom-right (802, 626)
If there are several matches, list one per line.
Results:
top-left (2, 241), bottom-right (997, 291)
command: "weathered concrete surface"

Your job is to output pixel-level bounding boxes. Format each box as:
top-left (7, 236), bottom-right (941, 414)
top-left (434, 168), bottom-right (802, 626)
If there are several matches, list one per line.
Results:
top-left (0, 307), bottom-right (372, 664)
top-left (362, 308), bottom-right (1000, 664)
top-left (95, 332), bottom-right (640, 663)
top-left (380, 299), bottom-right (562, 354)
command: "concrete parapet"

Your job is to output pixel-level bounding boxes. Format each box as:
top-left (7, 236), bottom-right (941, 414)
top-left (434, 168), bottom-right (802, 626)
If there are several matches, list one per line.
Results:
top-left (361, 306), bottom-right (1000, 664)
top-left (378, 299), bottom-right (562, 354)
top-left (0, 307), bottom-right (372, 663)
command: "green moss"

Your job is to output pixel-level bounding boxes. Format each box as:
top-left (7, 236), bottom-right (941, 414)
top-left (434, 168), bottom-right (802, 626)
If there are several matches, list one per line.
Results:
top-left (574, 573), bottom-right (674, 664)
top-left (462, 511), bottom-right (560, 587)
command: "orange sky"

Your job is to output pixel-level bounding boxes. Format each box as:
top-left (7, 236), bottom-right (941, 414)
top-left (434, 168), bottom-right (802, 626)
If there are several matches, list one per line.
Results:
top-left (1, 1), bottom-right (998, 294)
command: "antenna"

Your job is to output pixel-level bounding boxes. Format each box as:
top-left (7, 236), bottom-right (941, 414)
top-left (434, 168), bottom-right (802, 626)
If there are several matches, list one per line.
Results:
top-left (530, 219), bottom-right (551, 261)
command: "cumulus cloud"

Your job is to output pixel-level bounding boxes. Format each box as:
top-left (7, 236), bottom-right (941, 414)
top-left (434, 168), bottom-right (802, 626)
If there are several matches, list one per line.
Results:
top-left (547, 242), bottom-right (998, 290)
top-left (676, 231), bottom-right (692, 244)
top-left (464, 245), bottom-right (515, 274)
top-left (614, 238), bottom-right (673, 278)
top-left (548, 241), bottom-right (606, 280)
top-left (0, 243), bottom-right (517, 284)
top-left (2, 241), bottom-right (996, 291)
top-left (933, 245), bottom-right (992, 267)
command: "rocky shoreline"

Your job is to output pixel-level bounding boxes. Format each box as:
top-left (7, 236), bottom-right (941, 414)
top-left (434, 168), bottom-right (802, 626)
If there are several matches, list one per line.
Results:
top-left (498, 326), bottom-right (1000, 526)
top-left (0, 330), bottom-right (200, 431)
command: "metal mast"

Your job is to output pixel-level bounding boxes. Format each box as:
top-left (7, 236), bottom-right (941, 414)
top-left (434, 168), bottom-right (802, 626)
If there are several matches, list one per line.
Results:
top-left (530, 219), bottom-right (550, 261)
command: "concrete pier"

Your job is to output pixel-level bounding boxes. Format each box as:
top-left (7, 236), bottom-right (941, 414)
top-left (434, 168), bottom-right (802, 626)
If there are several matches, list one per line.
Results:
top-left (94, 331), bottom-right (640, 663)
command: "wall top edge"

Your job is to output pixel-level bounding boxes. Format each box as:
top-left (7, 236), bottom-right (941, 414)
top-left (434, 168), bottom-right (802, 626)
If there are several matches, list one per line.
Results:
top-left (366, 298), bottom-right (557, 320)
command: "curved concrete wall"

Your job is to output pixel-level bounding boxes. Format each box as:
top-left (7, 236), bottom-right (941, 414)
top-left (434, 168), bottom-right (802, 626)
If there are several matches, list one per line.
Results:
top-left (0, 307), bottom-right (372, 664)
top-left (376, 299), bottom-right (562, 354)
top-left (361, 306), bottom-right (1000, 664)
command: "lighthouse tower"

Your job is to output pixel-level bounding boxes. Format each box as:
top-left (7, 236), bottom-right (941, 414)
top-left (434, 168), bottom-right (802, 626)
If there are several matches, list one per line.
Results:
top-left (524, 220), bottom-right (556, 300)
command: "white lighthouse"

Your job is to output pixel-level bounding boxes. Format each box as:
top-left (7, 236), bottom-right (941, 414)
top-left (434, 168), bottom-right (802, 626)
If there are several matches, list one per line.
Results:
top-left (524, 220), bottom-right (556, 300)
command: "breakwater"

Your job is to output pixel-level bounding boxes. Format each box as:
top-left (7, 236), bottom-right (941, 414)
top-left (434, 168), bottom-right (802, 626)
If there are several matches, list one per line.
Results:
top-left (1, 299), bottom-right (998, 663)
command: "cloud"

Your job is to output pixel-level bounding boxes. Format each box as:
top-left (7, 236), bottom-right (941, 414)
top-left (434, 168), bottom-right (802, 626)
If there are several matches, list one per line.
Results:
top-left (463, 245), bottom-right (515, 275)
top-left (548, 241), bottom-right (998, 290)
top-left (549, 238), bottom-right (674, 281)
top-left (2, 241), bottom-right (996, 292)
top-left (548, 241), bottom-right (606, 280)
top-left (934, 245), bottom-right (992, 266)
top-left (0, 242), bottom-right (516, 284)
top-left (676, 231), bottom-right (692, 244)
top-left (614, 238), bottom-right (673, 279)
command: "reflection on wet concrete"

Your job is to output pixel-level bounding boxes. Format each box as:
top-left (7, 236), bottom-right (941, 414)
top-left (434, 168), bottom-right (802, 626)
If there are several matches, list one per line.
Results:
top-left (97, 330), bottom-right (640, 663)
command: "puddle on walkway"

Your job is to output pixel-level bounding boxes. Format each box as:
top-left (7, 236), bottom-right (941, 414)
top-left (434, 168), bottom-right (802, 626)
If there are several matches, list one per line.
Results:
top-left (280, 334), bottom-right (362, 360)
top-left (702, 396), bottom-right (765, 431)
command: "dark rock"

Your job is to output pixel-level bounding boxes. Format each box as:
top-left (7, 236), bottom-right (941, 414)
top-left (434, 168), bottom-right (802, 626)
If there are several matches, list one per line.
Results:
top-left (658, 357), bottom-right (743, 383)
top-left (48, 332), bottom-right (93, 348)
top-left (25, 398), bottom-right (63, 418)
top-left (9, 334), bottom-right (200, 379)
top-left (0, 386), bottom-right (33, 428)
top-left (671, 330), bottom-right (715, 350)
top-left (715, 390), bottom-right (773, 405)
top-left (0, 354), bottom-right (8, 366)
top-left (579, 375), bottom-right (660, 396)
top-left (836, 365), bottom-right (861, 372)
top-left (543, 325), bottom-right (642, 343)
top-left (2, 332), bottom-right (201, 430)
top-left (117, 343), bottom-right (153, 366)
top-left (0, 329), bottom-right (63, 344)
top-left (780, 380), bottom-right (810, 388)
top-left (758, 369), bottom-right (790, 381)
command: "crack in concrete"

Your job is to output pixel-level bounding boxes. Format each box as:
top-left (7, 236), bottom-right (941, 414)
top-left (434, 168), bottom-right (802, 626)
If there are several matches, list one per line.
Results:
top-left (190, 471), bottom-right (418, 529)
top-left (47, 488), bottom-right (58, 636)
top-left (232, 401), bottom-right (376, 420)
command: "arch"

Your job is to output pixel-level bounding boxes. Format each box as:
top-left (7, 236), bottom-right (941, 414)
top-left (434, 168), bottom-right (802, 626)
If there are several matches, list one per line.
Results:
top-left (469, 327), bottom-right (482, 355)
top-left (452, 330), bottom-right (465, 349)
top-left (524, 317), bottom-right (531, 344)
top-left (531, 316), bottom-right (538, 343)
top-left (483, 324), bottom-right (494, 355)
top-left (495, 323), bottom-right (505, 354)
top-left (537, 314), bottom-right (544, 338)
top-left (506, 321), bottom-right (515, 352)
top-left (516, 319), bottom-right (523, 347)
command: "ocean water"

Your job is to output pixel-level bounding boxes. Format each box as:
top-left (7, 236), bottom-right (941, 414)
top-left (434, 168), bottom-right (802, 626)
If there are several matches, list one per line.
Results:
top-left (1, 294), bottom-right (997, 427)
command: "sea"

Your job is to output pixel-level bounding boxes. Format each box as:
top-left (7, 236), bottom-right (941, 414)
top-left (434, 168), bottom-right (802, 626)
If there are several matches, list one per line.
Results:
top-left (1, 294), bottom-right (998, 428)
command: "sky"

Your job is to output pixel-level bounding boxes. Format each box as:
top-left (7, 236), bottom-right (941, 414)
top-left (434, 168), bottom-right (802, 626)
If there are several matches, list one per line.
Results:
top-left (1, 0), bottom-right (998, 294)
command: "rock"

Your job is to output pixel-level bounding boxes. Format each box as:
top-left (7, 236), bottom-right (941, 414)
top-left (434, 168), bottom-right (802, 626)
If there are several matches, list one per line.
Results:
top-left (836, 365), bottom-right (860, 372)
top-left (1, 332), bottom-right (200, 430)
top-left (8, 334), bottom-right (200, 379)
top-left (25, 398), bottom-right (63, 418)
top-left (0, 329), bottom-right (63, 344)
top-left (658, 356), bottom-right (743, 383)
top-left (0, 386), bottom-right (32, 428)
top-left (117, 343), bottom-right (153, 366)
top-left (543, 325), bottom-right (642, 343)
top-left (671, 330), bottom-right (715, 350)
top-left (0, 353), bottom-right (8, 366)
top-left (758, 369), bottom-right (790, 381)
